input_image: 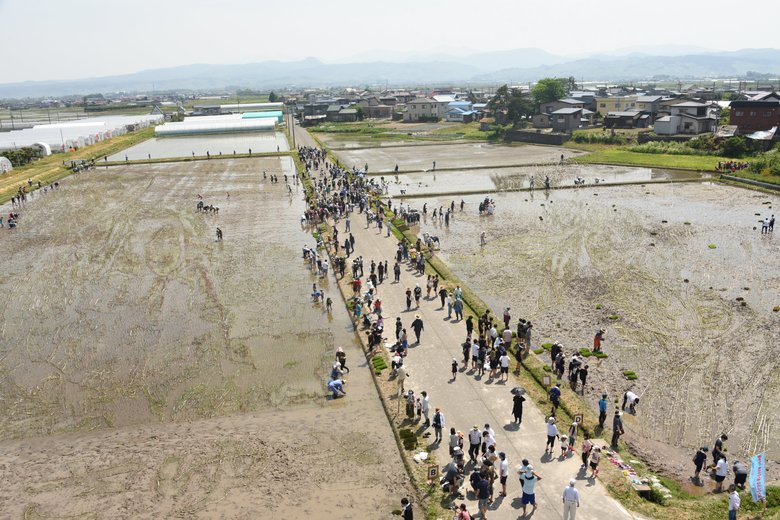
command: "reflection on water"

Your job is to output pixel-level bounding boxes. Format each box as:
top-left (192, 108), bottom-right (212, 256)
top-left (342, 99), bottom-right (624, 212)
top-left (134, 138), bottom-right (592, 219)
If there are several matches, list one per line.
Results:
top-left (386, 164), bottom-right (703, 196)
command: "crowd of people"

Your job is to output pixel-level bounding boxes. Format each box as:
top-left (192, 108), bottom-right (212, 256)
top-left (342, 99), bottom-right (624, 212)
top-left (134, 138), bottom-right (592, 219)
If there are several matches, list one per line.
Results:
top-left (297, 141), bottom-right (757, 519)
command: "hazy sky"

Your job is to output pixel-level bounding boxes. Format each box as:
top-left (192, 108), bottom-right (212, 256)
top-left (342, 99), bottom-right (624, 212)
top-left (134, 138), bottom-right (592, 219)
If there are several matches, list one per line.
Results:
top-left (1, 0), bottom-right (777, 83)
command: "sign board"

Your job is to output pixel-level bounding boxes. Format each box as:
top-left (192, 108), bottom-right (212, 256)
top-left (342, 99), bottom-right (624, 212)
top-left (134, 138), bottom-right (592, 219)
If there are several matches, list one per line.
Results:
top-left (542, 375), bottom-right (551, 387)
top-left (428, 465), bottom-right (439, 479)
top-left (574, 414), bottom-right (583, 424)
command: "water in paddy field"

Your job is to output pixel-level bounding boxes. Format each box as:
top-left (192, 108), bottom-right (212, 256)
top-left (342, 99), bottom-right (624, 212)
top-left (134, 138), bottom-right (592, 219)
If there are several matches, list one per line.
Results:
top-left (333, 141), bottom-right (585, 172)
top-left (0, 157), bottom-right (354, 439)
top-left (385, 164), bottom-right (703, 196)
top-left (107, 132), bottom-right (289, 160)
top-left (407, 183), bottom-right (780, 468)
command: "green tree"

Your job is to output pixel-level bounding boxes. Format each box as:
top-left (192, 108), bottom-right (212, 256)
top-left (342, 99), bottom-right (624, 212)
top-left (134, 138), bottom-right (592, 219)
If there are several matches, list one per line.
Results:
top-left (488, 84), bottom-right (533, 128)
top-left (722, 136), bottom-right (748, 157)
top-left (467, 90), bottom-right (478, 103)
top-left (268, 91), bottom-right (278, 103)
top-left (532, 78), bottom-right (566, 107)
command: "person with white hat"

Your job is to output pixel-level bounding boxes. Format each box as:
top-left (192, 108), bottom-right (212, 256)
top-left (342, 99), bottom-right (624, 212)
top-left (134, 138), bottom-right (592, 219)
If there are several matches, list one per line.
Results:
top-left (520, 465), bottom-right (542, 516)
top-left (562, 478), bottom-right (580, 519)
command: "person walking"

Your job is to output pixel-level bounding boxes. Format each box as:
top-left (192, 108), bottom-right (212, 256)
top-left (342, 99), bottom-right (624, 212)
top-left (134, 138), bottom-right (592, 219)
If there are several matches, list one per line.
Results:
top-left (549, 383), bottom-right (561, 416)
top-left (432, 407), bottom-right (445, 443)
top-left (512, 392), bottom-right (525, 424)
top-left (728, 484), bottom-right (741, 520)
top-left (468, 425), bottom-right (481, 462)
top-left (589, 447), bottom-right (601, 478)
top-left (411, 315), bottom-right (424, 344)
top-left (545, 417), bottom-right (559, 454)
top-left (581, 433), bottom-right (592, 468)
top-left (562, 479), bottom-right (580, 520)
top-left (451, 358), bottom-right (458, 381)
top-left (397, 364), bottom-right (408, 395)
top-left (693, 446), bottom-right (708, 482)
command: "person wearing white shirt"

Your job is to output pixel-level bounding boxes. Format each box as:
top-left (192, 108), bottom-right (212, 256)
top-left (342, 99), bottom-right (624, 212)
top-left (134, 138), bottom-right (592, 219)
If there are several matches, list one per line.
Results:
top-left (728, 484), bottom-right (741, 520)
top-left (498, 452), bottom-right (509, 497)
top-left (468, 426), bottom-right (482, 462)
top-left (499, 354), bottom-right (510, 381)
top-left (715, 457), bottom-right (729, 492)
top-left (471, 340), bottom-right (480, 370)
top-left (562, 479), bottom-right (580, 519)
top-left (421, 391), bottom-right (430, 427)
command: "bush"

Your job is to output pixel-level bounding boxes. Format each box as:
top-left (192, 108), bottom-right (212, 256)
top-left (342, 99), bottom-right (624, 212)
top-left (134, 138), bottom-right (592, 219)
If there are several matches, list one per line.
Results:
top-left (748, 150), bottom-right (780, 176)
top-left (627, 141), bottom-right (712, 156)
top-left (643, 486), bottom-right (667, 505)
top-left (722, 136), bottom-right (748, 158)
top-left (572, 130), bottom-right (628, 145)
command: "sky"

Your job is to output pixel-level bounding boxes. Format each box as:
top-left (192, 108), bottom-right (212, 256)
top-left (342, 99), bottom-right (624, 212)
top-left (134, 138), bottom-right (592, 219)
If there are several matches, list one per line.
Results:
top-left (1, 0), bottom-right (777, 83)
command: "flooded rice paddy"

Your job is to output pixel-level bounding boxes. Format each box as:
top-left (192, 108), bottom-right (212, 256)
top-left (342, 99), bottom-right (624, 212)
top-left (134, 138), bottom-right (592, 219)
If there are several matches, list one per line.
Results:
top-left (411, 182), bottom-right (780, 477)
top-left (334, 141), bottom-right (585, 172)
top-left (380, 163), bottom-right (703, 197)
top-left (0, 157), bottom-right (337, 438)
top-left (107, 131), bottom-right (289, 161)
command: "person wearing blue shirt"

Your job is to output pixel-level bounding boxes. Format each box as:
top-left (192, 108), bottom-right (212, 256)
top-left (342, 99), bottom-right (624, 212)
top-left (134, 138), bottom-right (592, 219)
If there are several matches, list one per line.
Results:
top-left (598, 393), bottom-right (608, 429)
top-left (549, 384), bottom-right (561, 416)
top-left (328, 379), bottom-right (346, 399)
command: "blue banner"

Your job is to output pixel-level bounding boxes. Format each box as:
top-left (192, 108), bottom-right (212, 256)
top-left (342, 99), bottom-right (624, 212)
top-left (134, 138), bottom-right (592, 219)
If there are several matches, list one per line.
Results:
top-left (749, 452), bottom-right (766, 503)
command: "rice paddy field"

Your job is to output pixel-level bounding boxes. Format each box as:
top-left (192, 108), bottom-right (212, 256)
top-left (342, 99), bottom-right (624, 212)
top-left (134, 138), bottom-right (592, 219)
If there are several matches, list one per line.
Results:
top-left (328, 135), bottom-right (780, 481)
top-left (0, 155), bottom-right (409, 518)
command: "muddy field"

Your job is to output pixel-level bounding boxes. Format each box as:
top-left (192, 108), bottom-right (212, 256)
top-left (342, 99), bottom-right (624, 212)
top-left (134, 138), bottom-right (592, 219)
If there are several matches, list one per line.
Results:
top-left (381, 163), bottom-right (703, 197)
top-left (334, 141), bottom-right (585, 173)
top-left (0, 157), bottom-right (409, 517)
top-left (411, 183), bottom-right (780, 480)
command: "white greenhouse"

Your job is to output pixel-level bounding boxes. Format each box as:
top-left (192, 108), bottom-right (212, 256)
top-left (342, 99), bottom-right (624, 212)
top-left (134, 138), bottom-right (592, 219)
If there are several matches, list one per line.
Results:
top-left (0, 114), bottom-right (163, 155)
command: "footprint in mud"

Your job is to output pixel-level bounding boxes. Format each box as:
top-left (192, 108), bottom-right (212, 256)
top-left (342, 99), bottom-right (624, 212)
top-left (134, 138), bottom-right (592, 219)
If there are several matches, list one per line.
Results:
top-left (156, 456), bottom-right (187, 498)
top-left (144, 224), bottom-right (184, 278)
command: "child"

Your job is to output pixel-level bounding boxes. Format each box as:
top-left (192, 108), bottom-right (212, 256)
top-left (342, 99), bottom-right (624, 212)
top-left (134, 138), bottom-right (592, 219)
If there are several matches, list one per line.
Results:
top-left (451, 358), bottom-right (459, 380)
top-left (326, 297), bottom-right (333, 313)
top-left (416, 398), bottom-right (423, 422)
top-left (559, 435), bottom-right (568, 457)
top-left (589, 447), bottom-right (601, 478)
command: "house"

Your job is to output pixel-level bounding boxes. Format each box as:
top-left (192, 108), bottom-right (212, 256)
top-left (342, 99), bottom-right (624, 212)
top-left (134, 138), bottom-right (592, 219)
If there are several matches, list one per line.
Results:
top-left (729, 99), bottom-right (780, 133)
top-left (403, 98), bottom-right (439, 122)
top-left (445, 101), bottom-right (475, 122)
top-left (539, 98), bottom-right (585, 115)
top-left (604, 110), bottom-right (647, 129)
top-left (595, 96), bottom-right (637, 116)
top-left (654, 102), bottom-right (718, 135)
top-left (635, 96), bottom-right (663, 120)
top-left (550, 108), bottom-right (591, 132)
top-left (325, 104), bottom-right (349, 122)
top-left (332, 108), bottom-right (358, 123)
top-left (357, 97), bottom-right (393, 119)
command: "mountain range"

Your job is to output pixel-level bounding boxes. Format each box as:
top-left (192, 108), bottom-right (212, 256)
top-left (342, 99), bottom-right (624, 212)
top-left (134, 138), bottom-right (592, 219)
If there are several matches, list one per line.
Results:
top-left (1, 47), bottom-right (778, 98)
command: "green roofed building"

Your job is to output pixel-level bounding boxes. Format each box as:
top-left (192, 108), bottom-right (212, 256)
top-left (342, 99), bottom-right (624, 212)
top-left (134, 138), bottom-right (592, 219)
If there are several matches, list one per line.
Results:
top-left (242, 111), bottom-right (283, 123)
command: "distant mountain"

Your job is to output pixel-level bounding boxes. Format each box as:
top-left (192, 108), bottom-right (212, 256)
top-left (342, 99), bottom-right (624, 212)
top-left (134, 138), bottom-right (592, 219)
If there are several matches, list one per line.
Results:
top-left (1, 48), bottom-right (778, 98)
top-left (475, 48), bottom-right (780, 82)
